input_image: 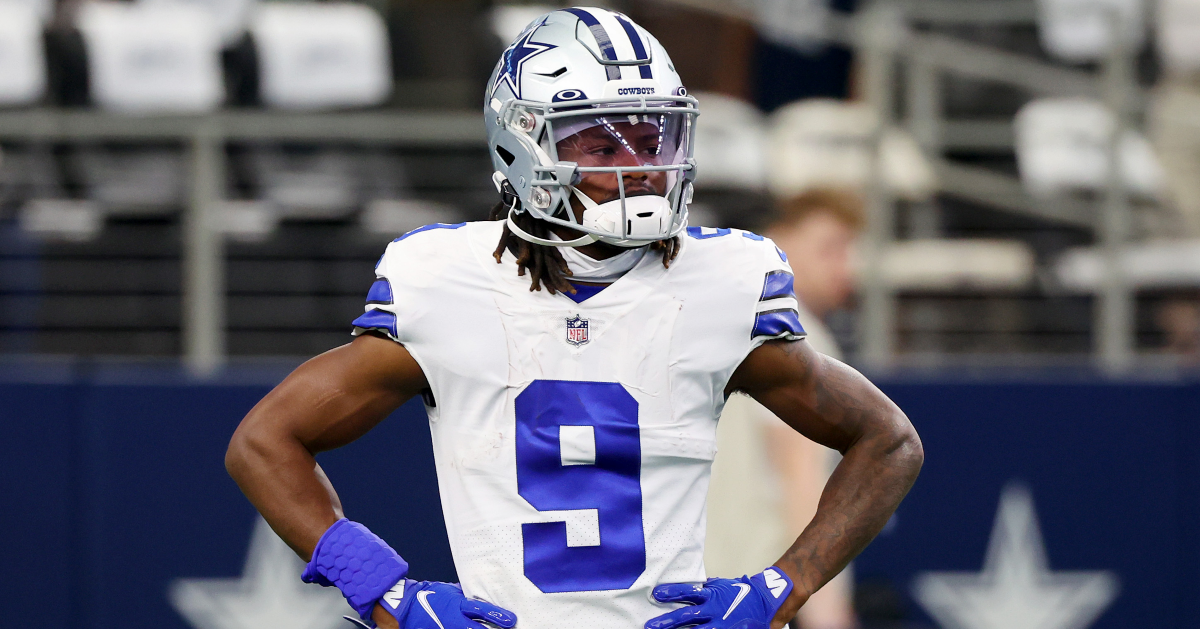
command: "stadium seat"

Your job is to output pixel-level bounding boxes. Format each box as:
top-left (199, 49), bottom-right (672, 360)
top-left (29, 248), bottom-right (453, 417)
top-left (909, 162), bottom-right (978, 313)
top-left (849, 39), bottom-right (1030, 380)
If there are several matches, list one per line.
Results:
top-left (490, 4), bottom-right (559, 43)
top-left (1055, 239), bottom-right (1200, 289)
top-left (0, 146), bottom-right (65, 207)
top-left (1157, 0), bottom-right (1200, 73)
top-left (1148, 80), bottom-right (1200, 237)
top-left (691, 92), bottom-right (767, 191)
top-left (753, 0), bottom-right (831, 49)
top-left (0, 2), bottom-right (48, 106)
top-left (243, 147), bottom-right (359, 220)
top-left (215, 200), bottom-right (278, 242)
top-left (766, 99), bottom-right (936, 201)
top-left (357, 149), bottom-right (411, 203)
top-left (1014, 98), bottom-right (1164, 198)
top-left (360, 199), bottom-right (462, 236)
top-left (10, 0), bottom-right (54, 24)
top-left (18, 199), bottom-right (104, 242)
top-left (250, 2), bottom-right (392, 110)
top-left (76, 2), bottom-right (224, 112)
top-left (1036, 0), bottom-right (1145, 62)
top-left (881, 239), bottom-right (1036, 291)
top-left (72, 147), bottom-right (186, 215)
top-left (139, 0), bottom-right (259, 48)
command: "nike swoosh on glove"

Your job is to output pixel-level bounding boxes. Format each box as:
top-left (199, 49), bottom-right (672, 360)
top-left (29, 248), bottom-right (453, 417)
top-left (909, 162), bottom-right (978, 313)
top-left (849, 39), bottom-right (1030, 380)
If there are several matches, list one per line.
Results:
top-left (646, 568), bottom-right (794, 629)
top-left (368, 580), bottom-right (517, 629)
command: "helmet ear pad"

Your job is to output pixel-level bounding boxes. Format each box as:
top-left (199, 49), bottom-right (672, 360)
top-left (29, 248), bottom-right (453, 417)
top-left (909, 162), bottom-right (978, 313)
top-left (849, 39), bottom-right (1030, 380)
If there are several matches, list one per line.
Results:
top-left (490, 124), bottom-right (574, 220)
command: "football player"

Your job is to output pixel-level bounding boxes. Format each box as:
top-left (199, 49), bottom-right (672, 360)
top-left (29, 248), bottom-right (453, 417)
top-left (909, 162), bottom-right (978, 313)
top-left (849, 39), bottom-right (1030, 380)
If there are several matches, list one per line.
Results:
top-left (225, 8), bottom-right (922, 629)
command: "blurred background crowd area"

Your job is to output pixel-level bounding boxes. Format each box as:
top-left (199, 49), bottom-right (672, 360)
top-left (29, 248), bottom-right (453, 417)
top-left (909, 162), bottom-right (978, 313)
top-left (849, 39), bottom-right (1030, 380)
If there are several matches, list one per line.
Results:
top-left (0, 0), bottom-right (1199, 370)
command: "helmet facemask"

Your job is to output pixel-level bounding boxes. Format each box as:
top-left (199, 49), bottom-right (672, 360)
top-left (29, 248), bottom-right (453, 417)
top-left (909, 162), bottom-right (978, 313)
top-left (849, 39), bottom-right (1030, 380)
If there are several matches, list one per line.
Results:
top-left (501, 96), bottom-right (698, 248)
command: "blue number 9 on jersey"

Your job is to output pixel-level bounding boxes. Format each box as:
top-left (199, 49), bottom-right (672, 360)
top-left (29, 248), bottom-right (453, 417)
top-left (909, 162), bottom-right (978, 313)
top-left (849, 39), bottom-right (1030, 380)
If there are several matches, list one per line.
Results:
top-left (515, 380), bottom-right (646, 593)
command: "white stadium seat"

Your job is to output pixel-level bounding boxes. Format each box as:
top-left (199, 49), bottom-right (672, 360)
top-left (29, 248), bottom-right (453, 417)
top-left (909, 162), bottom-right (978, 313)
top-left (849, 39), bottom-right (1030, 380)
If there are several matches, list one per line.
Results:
top-left (1056, 240), bottom-right (1200, 290)
top-left (73, 147), bottom-right (186, 214)
top-left (2, 0), bottom-right (54, 24)
top-left (19, 199), bottom-right (104, 242)
top-left (1157, 0), bottom-right (1200, 73)
top-left (491, 4), bottom-right (559, 43)
top-left (753, 0), bottom-right (831, 48)
top-left (139, 0), bottom-right (259, 47)
top-left (76, 2), bottom-right (224, 113)
top-left (245, 147), bottom-right (359, 220)
top-left (1014, 98), bottom-right (1164, 198)
top-left (766, 98), bottom-right (936, 201)
top-left (215, 201), bottom-right (279, 243)
top-left (360, 199), bottom-right (462, 236)
top-left (0, 2), bottom-right (47, 106)
top-left (880, 239), bottom-right (1036, 291)
top-left (1036, 0), bottom-right (1145, 62)
top-left (691, 92), bottom-right (767, 191)
top-left (250, 2), bottom-right (392, 110)
top-left (1148, 80), bottom-right (1200, 237)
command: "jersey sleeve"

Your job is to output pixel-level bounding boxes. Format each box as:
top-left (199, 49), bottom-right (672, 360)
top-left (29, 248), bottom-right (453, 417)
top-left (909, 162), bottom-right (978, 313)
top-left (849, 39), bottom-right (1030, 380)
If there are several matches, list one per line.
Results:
top-left (350, 222), bottom-right (467, 343)
top-left (749, 236), bottom-right (807, 349)
top-left (350, 245), bottom-right (403, 342)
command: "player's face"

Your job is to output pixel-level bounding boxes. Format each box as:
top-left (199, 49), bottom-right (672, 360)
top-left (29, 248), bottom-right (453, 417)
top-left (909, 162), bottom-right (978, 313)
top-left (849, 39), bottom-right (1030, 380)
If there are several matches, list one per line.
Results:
top-left (555, 118), bottom-right (670, 213)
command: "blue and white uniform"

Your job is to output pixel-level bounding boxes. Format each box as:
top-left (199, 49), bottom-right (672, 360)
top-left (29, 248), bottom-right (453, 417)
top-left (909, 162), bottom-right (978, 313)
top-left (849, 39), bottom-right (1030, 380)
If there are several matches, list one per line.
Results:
top-left (352, 221), bottom-right (805, 629)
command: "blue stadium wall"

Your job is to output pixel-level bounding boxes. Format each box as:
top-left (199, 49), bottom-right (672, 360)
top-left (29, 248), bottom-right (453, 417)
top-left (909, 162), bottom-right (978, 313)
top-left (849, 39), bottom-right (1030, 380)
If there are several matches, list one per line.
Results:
top-left (4, 360), bottom-right (1199, 629)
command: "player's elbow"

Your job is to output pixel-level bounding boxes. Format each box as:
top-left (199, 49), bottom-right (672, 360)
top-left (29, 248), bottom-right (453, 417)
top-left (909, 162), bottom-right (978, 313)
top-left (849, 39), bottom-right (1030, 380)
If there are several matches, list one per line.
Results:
top-left (225, 417), bottom-right (272, 485)
top-left (887, 411), bottom-right (924, 477)
top-left (224, 426), bottom-right (251, 483)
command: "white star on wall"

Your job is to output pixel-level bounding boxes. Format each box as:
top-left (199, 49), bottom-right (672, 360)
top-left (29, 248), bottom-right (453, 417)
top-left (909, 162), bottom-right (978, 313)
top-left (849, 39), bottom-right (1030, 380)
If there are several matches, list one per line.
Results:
top-left (170, 517), bottom-right (352, 629)
top-left (912, 484), bottom-right (1119, 629)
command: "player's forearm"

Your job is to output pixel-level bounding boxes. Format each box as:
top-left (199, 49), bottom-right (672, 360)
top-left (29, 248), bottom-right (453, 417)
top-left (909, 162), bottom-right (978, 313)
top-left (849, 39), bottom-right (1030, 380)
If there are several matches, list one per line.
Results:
top-left (772, 412), bottom-right (922, 619)
top-left (226, 421), bottom-right (344, 559)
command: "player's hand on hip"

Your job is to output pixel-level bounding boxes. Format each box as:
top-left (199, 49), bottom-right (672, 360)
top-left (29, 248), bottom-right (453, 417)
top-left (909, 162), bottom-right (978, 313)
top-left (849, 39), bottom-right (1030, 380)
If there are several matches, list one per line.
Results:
top-left (373, 580), bottom-right (517, 629)
top-left (646, 568), bottom-right (794, 629)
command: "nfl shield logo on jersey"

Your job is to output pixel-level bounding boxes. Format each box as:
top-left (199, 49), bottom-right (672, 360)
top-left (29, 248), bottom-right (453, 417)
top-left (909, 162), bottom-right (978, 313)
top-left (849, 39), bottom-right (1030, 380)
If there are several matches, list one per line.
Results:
top-left (565, 315), bottom-right (589, 346)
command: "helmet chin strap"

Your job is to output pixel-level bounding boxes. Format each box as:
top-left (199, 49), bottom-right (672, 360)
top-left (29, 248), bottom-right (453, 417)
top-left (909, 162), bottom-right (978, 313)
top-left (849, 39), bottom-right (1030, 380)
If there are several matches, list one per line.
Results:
top-left (506, 205), bottom-right (596, 248)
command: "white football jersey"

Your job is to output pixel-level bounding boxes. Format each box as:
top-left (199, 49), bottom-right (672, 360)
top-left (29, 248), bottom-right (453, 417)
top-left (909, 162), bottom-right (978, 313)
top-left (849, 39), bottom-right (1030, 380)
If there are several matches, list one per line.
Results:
top-left (352, 220), bottom-right (805, 629)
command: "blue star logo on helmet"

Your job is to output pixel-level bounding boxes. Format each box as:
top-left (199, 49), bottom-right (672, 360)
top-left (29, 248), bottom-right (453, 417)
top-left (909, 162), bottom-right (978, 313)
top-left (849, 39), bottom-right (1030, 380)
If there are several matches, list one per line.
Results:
top-left (492, 21), bottom-right (556, 100)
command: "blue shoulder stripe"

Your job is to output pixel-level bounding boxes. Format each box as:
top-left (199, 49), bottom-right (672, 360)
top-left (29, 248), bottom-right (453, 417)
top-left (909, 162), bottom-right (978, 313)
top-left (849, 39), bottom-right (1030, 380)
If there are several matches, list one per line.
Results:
top-left (686, 226), bottom-right (731, 239)
top-left (366, 279), bottom-right (393, 305)
top-left (760, 270), bottom-right (795, 301)
top-left (394, 222), bottom-right (466, 242)
top-left (352, 308), bottom-right (398, 339)
top-left (752, 309), bottom-right (805, 339)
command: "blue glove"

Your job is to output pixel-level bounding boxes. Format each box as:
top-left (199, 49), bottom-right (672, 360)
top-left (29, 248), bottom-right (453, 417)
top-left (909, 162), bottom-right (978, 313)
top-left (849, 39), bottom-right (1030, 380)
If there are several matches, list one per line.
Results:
top-left (646, 568), bottom-right (794, 629)
top-left (368, 580), bottom-right (517, 629)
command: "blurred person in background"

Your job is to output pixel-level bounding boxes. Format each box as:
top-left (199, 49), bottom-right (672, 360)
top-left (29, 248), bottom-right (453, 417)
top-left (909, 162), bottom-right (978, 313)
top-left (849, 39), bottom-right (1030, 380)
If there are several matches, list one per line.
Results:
top-left (1157, 295), bottom-right (1200, 363)
top-left (707, 187), bottom-right (866, 629)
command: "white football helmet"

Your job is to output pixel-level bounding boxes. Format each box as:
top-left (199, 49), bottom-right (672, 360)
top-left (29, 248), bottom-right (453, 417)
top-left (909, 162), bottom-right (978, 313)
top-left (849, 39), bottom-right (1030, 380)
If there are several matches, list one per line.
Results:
top-left (484, 7), bottom-right (699, 248)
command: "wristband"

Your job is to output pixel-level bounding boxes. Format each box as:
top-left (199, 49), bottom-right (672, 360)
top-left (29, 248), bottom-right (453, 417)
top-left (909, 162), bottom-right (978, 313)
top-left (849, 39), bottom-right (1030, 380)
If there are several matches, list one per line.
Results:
top-left (301, 518), bottom-right (409, 619)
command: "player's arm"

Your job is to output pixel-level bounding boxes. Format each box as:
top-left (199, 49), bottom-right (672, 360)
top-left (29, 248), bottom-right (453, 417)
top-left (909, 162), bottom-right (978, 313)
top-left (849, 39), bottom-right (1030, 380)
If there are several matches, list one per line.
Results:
top-left (730, 338), bottom-right (923, 627)
top-left (225, 332), bottom-right (427, 559)
top-left (227, 333), bottom-right (517, 629)
top-left (227, 333), bottom-right (423, 629)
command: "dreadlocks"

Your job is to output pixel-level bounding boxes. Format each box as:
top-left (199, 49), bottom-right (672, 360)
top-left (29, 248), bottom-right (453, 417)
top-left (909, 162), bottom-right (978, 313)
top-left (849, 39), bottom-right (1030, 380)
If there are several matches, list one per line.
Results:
top-left (488, 201), bottom-right (681, 295)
